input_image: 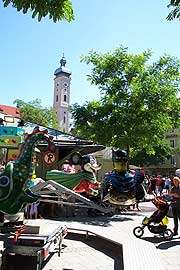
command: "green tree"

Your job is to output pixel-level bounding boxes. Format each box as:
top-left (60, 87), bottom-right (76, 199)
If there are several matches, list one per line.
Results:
top-left (130, 145), bottom-right (172, 167)
top-left (14, 98), bottom-right (60, 130)
top-left (2, 0), bottom-right (74, 22)
top-left (71, 46), bottom-right (180, 163)
top-left (167, 0), bottom-right (180, 20)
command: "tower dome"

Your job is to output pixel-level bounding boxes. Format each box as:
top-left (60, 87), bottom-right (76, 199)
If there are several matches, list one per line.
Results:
top-left (54, 54), bottom-right (71, 77)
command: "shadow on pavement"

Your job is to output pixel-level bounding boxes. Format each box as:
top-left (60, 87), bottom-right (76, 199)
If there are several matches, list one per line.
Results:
top-left (141, 236), bottom-right (180, 250)
top-left (58, 215), bottom-right (134, 227)
top-left (156, 239), bottom-right (180, 249)
top-left (142, 236), bottom-right (167, 244)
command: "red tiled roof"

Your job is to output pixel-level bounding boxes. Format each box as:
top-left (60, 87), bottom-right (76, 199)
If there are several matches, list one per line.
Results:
top-left (0, 105), bottom-right (20, 118)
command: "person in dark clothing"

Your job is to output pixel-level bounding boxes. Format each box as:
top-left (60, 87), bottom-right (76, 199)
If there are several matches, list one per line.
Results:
top-left (150, 176), bottom-right (156, 196)
top-left (169, 176), bottom-right (180, 236)
top-left (160, 177), bottom-right (165, 196)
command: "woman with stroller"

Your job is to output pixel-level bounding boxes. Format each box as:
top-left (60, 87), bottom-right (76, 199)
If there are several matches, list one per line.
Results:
top-left (169, 176), bottom-right (180, 236)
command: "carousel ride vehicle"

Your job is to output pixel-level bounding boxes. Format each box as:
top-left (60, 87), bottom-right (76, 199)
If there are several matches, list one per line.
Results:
top-left (101, 149), bottom-right (146, 207)
top-left (36, 149), bottom-right (146, 216)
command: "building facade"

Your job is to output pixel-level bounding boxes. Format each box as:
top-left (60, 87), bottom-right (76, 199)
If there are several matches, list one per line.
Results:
top-left (144, 128), bottom-right (180, 176)
top-left (53, 55), bottom-right (71, 132)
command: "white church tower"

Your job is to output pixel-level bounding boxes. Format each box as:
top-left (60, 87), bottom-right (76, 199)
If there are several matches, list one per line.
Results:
top-left (53, 55), bottom-right (71, 132)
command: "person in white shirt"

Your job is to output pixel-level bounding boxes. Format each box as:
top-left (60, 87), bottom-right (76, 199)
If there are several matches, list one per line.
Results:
top-left (164, 177), bottom-right (171, 194)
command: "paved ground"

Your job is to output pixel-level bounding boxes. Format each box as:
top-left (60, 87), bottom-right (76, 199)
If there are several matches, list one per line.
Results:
top-left (43, 200), bottom-right (180, 270)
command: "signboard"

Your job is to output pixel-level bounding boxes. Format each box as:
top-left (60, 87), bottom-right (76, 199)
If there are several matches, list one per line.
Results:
top-left (7, 148), bottom-right (19, 162)
top-left (43, 151), bottom-right (57, 165)
top-left (0, 126), bottom-right (17, 136)
top-left (0, 136), bottom-right (21, 148)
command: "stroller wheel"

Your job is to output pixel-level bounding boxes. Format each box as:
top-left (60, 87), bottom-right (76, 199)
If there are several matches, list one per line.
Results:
top-left (133, 226), bottom-right (144, 238)
top-left (163, 229), bottom-right (173, 240)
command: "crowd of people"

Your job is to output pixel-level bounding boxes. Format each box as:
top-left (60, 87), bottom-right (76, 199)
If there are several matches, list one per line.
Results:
top-left (145, 174), bottom-right (172, 196)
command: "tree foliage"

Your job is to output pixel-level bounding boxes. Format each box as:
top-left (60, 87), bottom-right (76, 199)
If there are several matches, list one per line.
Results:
top-left (130, 145), bottom-right (172, 166)
top-left (14, 98), bottom-right (60, 130)
top-left (3, 1), bottom-right (180, 23)
top-left (71, 46), bottom-right (180, 164)
top-left (167, 0), bottom-right (180, 20)
top-left (2, 0), bottom-right (74, 22)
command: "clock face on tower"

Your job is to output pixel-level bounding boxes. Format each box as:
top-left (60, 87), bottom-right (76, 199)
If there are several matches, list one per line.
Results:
top-left (63, 82), bottom-right (68, 87)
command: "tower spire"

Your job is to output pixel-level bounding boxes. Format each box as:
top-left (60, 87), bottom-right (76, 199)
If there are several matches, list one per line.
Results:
top-left (60, 53), bottom-right (66, 67)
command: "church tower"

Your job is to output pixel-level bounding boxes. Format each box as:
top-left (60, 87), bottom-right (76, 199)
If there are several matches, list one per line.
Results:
top-left (53, 55), bottom-right (71, 132)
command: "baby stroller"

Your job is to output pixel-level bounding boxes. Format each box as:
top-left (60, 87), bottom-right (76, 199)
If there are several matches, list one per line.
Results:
top-left (133, 197), bottom-right (173, 240)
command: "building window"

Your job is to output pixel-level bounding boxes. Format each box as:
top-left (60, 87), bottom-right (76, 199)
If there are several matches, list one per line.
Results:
top-left (64, 95), bottom-right (67, 102)
top-left (170, 140), bottom-right (175, 148)
top-left (56, 83), bottom-right (59, 86)
top-left (63, 82), bottom-right (68, 87)
top-left (170, 156), bottom-right (175, 165)
top-left (63, 116), bottom-right (66, 124)
top-left (56, 95), bottom-right (58, 102)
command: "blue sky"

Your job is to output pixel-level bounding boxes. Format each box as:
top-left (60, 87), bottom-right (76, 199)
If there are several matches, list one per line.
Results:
top-left (0, 0), bottom-right (179, 108)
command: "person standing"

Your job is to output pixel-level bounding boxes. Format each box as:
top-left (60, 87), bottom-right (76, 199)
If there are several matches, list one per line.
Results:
top-left (164, 176), bottom-right (171, 195)
top-left (155, 175), bottom-right (162, 196)
top-left (149, 175), bottom-right (156, 196)
top-left (169, 176), bottom-right (180, 236)
top-left (160, 177), bottom-right (165, 196)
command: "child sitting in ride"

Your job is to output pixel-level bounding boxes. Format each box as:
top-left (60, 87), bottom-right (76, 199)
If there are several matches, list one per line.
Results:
top-left (62, 160), bottom-right (75, 173)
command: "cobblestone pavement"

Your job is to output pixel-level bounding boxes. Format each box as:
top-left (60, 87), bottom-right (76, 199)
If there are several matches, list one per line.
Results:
top-left (43, 200), bottom-right (180, 270)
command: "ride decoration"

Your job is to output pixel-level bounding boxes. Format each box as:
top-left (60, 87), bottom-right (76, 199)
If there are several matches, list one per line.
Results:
top-left (102, 149), bottom-right (146, 206)
top-left (0, 126), bottom-right (25, 162)
top-left (46, 152), bottom-right (101, 196)
top-left (0, 127), bottom-right (55, 214)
